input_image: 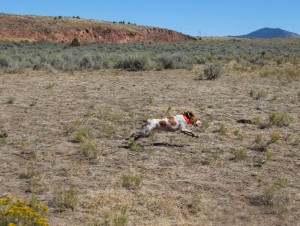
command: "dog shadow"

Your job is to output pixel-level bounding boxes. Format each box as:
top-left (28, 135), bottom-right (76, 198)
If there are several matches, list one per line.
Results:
top-left (119, 142), bottom-right (189, 149)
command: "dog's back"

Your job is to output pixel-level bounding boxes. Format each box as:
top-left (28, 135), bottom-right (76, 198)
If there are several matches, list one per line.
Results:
top-left (130, 111), bottom-right (201, 141)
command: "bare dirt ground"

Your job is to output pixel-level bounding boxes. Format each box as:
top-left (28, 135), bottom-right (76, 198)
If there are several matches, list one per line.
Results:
top-left (0, 65), bottom-right (299, 225)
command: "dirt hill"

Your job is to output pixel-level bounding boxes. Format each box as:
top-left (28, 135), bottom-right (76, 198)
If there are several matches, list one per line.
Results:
top-left (0, 13), bottom-right (196, 43)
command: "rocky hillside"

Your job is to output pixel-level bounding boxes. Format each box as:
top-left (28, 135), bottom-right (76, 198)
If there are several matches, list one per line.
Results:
top-left (239, 27), bottom-right (300, 38)
top-left (0, 13), bottom-right (196, 43)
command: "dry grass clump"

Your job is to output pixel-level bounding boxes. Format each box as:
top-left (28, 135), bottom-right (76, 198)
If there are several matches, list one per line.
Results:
top-left (251, 177), bottom-right (290, 214)
top-left (80, 140), bottom-right (99, 159)
top-left (52, 185), bottom-right (78, 212)
top-left (268, 112), bottom-right (293, 127)
top-left (0, 132), bottom-right (7, 146)
top-left (216, 123), bottom-right (228, 135)
top-left (254, 112), bottom-right (293, 129)
top-left (129, 140), bottom-right (139, 151)
top-left (73, 128), bottom-right (94, 143)
top-left (122, 173), bottom-right (142, 189)
top-left (102, 206), bottom-right (128, 226)
top-left (252, 133), bottom-right (282, 152)
top-left (249, 87), bottom-right (268, 100)
top-left (186, 195), bottom-right (202, 215)
top-left (6, 96), bottom-right (15, 104)
top-left (233, 130), bottom-right (245, 141)
top-left (230, 148), bottom-right (246, 161)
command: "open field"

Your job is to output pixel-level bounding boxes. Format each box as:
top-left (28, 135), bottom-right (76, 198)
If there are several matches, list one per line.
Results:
top-left (0, 60), bottom-right (299, 225)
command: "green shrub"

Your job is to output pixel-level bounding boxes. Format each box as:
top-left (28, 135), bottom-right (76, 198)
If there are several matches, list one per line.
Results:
top-left (129, 140), bottom-right (138, 151)
top-left (0, 55), bottom-right (9, 67)
top-left (116, 54), bottom-right (149, 71)
top-left (156, 52), bottom-right (190, 69)
top-left (204, 64), bottom-right (222, 80)
top-left (70, 38), bottom-right (80, 47)
top-left (79, 55), bottom-right (94, 69)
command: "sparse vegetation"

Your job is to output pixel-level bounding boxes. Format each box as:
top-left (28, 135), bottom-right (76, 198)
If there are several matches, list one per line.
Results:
top-left (0, 37), bottom-right (299, 225)
top-left (253, 177), bottom-right (290, 214)
top-left (1, 38), bottom-right (299, 72)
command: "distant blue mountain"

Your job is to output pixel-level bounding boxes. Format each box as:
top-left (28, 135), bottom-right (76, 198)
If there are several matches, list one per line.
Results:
top-left (238, 28), bottom-right (300, 38)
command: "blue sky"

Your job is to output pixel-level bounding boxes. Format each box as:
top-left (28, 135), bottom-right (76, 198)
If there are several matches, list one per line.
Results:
top-left (1, 0), bottom-right (299, 36)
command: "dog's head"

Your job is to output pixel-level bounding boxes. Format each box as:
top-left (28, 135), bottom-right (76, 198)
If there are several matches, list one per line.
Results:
top-left (184, 111), bottom-right (201, 127)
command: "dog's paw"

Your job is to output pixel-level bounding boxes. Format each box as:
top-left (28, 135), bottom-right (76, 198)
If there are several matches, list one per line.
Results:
top-left (194, 134), bottom-right (199, 138)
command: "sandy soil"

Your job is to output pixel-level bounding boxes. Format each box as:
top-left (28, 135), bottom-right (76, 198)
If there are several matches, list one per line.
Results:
top-left (0, 66), bottom-right (299, 225)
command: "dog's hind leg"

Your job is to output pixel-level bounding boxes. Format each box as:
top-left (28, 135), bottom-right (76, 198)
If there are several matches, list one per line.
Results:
top-left (133, 121), bottom-right (157, 141)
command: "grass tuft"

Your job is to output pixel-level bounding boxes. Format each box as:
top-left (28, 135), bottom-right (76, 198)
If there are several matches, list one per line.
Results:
top-left (122, 173), bottom-right (142, 189)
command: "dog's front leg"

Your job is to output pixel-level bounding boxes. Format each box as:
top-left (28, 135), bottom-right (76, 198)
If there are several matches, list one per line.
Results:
top-left (181, 128), bottom-right (199, 138)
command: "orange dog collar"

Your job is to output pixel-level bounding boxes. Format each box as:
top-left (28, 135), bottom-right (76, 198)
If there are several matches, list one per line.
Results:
top-left (183, 114), bottom-right (190, 124)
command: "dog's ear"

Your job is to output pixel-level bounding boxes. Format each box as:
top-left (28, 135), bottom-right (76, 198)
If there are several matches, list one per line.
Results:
top-left (186, 111), bottom-right (192, 119)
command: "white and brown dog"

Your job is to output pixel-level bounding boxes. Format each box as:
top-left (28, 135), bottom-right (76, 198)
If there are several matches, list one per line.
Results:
top-left (130, 111), bottom-right (201, 141)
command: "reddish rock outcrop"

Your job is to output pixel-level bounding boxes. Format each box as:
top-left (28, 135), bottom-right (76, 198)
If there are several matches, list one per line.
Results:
top-left (0, 14), bottom-right (196, 43)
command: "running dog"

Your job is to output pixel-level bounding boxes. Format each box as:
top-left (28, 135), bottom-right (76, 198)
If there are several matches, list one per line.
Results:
top-left (130, 111), bottom-right (201, 141)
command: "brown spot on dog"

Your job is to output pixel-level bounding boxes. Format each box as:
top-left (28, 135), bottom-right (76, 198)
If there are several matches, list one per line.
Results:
top-left (159, 120), bottom-right (167, 127)
top-left (168, 117), bottom-right (177, 126)
top-left (190, 115), bottom-right (199, 124)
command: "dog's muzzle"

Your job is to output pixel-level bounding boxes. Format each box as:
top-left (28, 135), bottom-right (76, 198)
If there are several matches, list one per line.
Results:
top-left (195, 120), bottom-right (201, 127)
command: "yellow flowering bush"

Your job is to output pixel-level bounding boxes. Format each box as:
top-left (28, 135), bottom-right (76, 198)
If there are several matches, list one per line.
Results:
top-left (0, 196), bottom-right (48, 226)
top-left (270, 133), bottom-right (282, 143)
